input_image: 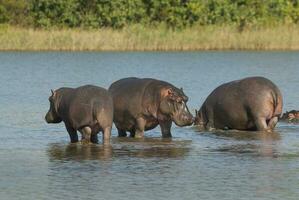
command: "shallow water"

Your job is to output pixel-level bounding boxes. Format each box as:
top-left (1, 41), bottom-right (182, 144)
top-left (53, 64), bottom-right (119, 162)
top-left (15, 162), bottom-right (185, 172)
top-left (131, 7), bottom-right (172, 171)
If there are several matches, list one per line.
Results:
top-left (0, 51), bottom-right (298, 200)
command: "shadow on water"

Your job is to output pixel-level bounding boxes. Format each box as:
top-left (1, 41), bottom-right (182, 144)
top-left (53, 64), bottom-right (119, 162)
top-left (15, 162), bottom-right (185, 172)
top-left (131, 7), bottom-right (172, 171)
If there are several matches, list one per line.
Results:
top-left (47, 137), bottom-right (191, 162)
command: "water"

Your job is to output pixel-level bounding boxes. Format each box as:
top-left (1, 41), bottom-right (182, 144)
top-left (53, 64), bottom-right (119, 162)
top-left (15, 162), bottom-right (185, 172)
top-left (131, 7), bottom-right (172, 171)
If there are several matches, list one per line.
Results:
top-left (0, 51), bottom-right (298, 200)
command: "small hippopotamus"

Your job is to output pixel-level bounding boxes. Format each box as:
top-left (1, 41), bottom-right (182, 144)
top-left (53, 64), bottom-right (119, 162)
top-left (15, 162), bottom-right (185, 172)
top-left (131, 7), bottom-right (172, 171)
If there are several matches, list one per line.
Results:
top-left (108, 77), bottom-right (194, 138)
top-left (280, 110), bottom-right (299, 123)
top-left (194, 76), bottom-right (283, 132)
top-left (45, 85), bottom-right (113, 144)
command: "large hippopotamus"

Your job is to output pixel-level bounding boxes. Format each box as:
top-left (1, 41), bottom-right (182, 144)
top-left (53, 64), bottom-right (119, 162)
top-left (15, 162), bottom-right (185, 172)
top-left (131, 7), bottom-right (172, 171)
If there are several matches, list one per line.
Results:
top-left (280, 110), bottom-right (299, 123)
top-left (194, 77), bottom-right (283, 132)
top-left (45, 85), bottom-right (113, 144)
top-left (108, 77), bottom-right (194, 138)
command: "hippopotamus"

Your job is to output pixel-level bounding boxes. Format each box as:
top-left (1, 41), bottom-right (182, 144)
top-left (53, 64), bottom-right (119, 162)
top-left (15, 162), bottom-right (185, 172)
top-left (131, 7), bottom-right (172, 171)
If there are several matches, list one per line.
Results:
top-left (108, 77), bottom-right (194, 138)
top-left (194, 76), bottom-right (283, 132)
top-left (280, 110), bottom-right (299, 123)
top-left (45, 85), bottom-right (113, 144)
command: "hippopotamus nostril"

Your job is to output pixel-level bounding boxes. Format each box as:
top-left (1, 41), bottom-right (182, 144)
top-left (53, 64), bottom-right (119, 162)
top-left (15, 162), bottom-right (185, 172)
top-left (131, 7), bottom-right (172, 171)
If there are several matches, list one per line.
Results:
top-left (45, 113), bottom-right (50, 122)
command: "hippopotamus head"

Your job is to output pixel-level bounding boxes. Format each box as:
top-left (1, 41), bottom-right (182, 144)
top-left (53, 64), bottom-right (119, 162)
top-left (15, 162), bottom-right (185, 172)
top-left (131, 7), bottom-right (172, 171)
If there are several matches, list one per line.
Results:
top-left (281, 110), bottom-right (299, 123)
top-left (288, 111), bottom-right (299, 120)
top-left (45, 90), bottom-right (62, 123)
top-left (159, 87), bottom-right (194, 126)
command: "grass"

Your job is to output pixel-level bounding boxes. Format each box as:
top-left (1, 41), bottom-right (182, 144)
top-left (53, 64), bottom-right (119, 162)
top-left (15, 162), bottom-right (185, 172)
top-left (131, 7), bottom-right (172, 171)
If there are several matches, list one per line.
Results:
top-left (0, 24), bottom-right (299, 51)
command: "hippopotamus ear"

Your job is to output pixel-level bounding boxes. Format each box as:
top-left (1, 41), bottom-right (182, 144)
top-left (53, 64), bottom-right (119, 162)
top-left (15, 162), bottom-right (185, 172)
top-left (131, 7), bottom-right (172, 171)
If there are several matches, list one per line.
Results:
top-left (51, 89), bottom-right (56, 97)
top-left (161, 88), bottom-right (185, 101)
top-left (178, 87), bottom-right (188, 101)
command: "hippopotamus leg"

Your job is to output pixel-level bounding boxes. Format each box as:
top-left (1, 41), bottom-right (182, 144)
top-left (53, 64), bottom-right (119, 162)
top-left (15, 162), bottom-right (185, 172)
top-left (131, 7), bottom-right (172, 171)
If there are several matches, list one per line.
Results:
top-left (267, 116), bottom-right (278, 130)
top-left (117, 129), bottom-right (127, 137)
top-left (206, 121), bottom-right (215, 131)
top-left (159, 119), bottom-right (172, 138)
top-left (90, 133), bottom-right (98, 143)
top-left (102, 127), bottom-right (111, 144)
top-left (205, 107), bottom-right (215, 131)
top-left (79, 126), bottom-right (92, 144)
top-left (65, 125), bottom-right (78, 143)
top-left (253, 102), bottom-right (279, 132)
top-left (134, 117), bottom-right (146, 138)
top-left (129, 129), bottom-right (135, 137)
top-left (254, 117), bottom-right (268, 131)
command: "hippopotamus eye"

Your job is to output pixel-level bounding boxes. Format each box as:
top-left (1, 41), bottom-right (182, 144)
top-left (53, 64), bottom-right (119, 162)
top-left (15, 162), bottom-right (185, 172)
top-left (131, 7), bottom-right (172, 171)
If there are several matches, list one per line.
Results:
top-left (175, 97), bottom-right (183, 102)
top-left (177, 101), bottom-right (185, 108)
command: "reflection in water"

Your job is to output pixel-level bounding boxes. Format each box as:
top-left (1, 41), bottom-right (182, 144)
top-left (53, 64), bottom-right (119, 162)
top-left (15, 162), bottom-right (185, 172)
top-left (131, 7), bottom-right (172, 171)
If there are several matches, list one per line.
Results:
top-left (213, 129), bottom-right (281, 141)
top-left (48, 143), bottom-right (114, 161)
top-left (215, 143), bottom-right (279, 157)
top-left (47, 137), bottom-right (191, 161)
top-left (194, 127), bottom-right (281, 141)
top-left (195, 129), bottom-right (282, 157)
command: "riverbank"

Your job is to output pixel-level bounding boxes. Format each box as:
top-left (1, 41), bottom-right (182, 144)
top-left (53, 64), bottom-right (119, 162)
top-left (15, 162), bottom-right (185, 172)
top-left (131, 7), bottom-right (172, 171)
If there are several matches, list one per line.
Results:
top-left (1, 25), bottom-right (299, 51)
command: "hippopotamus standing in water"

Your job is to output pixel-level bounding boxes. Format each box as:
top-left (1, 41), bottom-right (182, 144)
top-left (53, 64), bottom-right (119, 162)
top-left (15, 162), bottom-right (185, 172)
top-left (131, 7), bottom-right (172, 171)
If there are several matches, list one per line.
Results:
top-left (45, 85), bottom-right (113, 144)
top-left (194, 77), bottom-right (283, 132)
top-left (280, 110), bottom-right (299, 123)
top-left (108, 77), bottom-right (194, 138)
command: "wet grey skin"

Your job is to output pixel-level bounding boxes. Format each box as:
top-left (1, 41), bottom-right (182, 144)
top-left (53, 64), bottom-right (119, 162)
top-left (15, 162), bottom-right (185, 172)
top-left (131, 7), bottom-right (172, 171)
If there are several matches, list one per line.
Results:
top-left (108, 77), bottom-right (194, 138)
top-left (194, 76), bottom-right (283, 132)
top-left (45, 85), bottom-right (113, 144)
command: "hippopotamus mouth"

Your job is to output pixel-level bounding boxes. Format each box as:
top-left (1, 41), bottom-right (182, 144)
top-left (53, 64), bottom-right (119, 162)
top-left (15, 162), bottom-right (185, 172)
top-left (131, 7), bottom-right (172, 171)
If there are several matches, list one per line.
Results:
top-left (171, 111), bottom-right (194, 127)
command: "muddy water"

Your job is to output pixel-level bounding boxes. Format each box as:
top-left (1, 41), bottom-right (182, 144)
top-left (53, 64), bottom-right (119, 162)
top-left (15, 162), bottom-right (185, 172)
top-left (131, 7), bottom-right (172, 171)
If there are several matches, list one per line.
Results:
top-left (0, 51), bottom-right (298, 200)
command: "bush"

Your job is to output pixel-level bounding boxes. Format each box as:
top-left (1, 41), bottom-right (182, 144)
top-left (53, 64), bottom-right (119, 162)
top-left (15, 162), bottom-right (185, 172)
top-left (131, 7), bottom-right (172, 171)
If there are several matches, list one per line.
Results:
top-left (1, 0), bottom-right (299, 29)
top-left (0, 5), bottom-right (8, 23)
top-left (0, 0), bottom-right (30, 25)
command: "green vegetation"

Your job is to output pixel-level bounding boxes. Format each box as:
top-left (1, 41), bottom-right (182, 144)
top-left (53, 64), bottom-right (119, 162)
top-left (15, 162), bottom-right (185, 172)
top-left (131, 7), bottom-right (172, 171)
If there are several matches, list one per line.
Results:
top-left (1, 0), bottom-right (299, 29)
top-left (1, 24), bottom-right (299, 51)
top-left (0, 0), bottom-right (299, 50)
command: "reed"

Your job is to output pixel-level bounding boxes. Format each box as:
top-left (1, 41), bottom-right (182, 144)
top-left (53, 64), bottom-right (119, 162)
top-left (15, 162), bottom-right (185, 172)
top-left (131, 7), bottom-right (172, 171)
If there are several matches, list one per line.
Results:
top-left (0, 25), bottom-right (299, 51)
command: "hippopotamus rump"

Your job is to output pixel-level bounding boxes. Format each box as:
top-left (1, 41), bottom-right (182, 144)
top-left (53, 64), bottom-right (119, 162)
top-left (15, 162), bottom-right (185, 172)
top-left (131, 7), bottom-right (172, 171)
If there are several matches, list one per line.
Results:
top-left (108, 77), bottom-right (194, 138)
top-left (45, 85), bottom-right (113, 143)
top-left (194, 77), bottom-right (283, 132)
top-left (280, 110), bottom-right (299, 123)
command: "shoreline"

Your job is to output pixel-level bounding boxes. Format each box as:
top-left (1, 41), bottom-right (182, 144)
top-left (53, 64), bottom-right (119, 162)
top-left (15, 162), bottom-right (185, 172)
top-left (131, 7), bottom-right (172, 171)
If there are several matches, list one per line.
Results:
top-left (1, 25), bottom-right (299, 51)
top-left (0, 49), bottom-right (299, 53)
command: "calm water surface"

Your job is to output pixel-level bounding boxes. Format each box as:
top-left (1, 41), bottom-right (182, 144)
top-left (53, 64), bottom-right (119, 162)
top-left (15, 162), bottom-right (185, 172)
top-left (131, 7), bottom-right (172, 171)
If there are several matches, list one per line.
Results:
top-left (0, 51), bottom-right (298, 200)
